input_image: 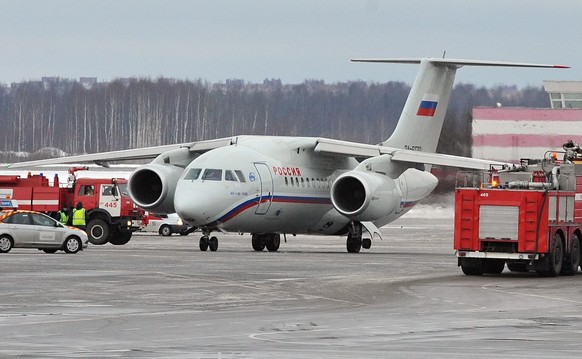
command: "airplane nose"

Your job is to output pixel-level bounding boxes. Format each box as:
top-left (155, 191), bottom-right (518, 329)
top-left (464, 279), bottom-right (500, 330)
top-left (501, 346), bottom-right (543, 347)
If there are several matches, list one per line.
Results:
top-left (174, 189), bottom-right (218, 225)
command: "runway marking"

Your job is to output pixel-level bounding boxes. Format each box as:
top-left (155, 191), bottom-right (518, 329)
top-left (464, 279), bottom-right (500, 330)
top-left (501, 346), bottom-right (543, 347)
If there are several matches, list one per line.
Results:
top-left (153, 271), bottom-right (365, 307)
top-left (482, 282), bottom-right (582, 304)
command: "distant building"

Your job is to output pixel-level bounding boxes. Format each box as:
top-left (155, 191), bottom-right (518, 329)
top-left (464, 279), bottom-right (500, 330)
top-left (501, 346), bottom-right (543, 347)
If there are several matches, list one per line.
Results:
top-left (472, 107), bottom-right (582, 163)
top-left (543, 81), bottom-right (582, 109)
top-left (472, 81), bottom-right (582, 163)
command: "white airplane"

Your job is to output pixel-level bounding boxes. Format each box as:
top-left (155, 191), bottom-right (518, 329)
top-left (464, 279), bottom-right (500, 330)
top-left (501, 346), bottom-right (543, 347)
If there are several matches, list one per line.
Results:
top-left (8, 58), bottom-right (568, 252)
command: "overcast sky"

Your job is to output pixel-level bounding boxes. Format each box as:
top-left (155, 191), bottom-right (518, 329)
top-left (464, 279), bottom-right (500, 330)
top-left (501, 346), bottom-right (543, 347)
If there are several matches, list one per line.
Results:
top-left (2, 0), bottom-right (580, 87)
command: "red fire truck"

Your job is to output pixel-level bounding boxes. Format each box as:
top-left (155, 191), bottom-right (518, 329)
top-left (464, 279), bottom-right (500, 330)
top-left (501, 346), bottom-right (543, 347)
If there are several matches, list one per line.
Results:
top-left (0, 167), bottom-right (144, 246)
top-left (454, 140), bottom-right (582, 277)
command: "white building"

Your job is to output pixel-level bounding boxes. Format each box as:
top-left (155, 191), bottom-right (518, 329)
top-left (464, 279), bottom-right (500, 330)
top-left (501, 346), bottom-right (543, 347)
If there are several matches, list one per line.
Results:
top-left (471, 81), bottom-right (582, 163)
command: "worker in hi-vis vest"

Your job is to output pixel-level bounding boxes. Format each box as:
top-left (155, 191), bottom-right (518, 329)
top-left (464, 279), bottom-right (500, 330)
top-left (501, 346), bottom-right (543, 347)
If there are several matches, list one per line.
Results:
top-left (72, 201), bottom-right (86, 231)
top-left (57, 205), bottom-right (70, 225)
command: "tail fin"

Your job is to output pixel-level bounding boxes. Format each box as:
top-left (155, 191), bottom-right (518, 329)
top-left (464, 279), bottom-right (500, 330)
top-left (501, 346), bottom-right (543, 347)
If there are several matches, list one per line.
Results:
top-left (352, 58), bottom-right (568, 154)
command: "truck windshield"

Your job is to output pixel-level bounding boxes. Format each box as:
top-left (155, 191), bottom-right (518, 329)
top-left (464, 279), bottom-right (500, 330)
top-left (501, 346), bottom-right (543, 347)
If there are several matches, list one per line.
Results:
top-left (118, 183), bottom-right (129, 196)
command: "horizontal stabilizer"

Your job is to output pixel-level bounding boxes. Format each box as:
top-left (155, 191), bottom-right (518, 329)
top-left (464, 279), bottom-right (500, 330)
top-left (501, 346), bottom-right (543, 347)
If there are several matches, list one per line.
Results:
top-left (351, 58), bottom-right (569, 69)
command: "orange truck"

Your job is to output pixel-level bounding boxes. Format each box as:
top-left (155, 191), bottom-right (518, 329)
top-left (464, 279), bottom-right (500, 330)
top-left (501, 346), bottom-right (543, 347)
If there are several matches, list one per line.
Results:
top-left (454, 140), bottom-right (582, 277)
top-left (0, 167), bottom-right (144, 245)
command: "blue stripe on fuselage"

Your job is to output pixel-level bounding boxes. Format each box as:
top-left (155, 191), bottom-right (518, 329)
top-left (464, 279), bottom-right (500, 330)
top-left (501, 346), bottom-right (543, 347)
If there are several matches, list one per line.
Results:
top-left (213, 195), bottom-right (331, 224)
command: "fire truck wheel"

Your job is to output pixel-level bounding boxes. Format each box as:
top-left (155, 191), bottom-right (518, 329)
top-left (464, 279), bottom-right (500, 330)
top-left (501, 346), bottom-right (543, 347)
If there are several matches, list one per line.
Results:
top-left (507, 262), bottom-right (529, 273)
top-left (460, 258), bottom-right (484, 276)
top-left (545, 234), bottom-right (564, 277)
top-left (159, 225), bottom-right (173, 237)
top-left (109, 232), bottom-right (132, 245)
top-left (87, 219), bottom-right (110, 245)
top-left (562, 233), bottom-right (580, 276)
top-left (482, 259), bottom-right (505, 274)
top-left (63, 237), bottom-right (81, 254)
top-left (0, 235), bottom-right (13, 253)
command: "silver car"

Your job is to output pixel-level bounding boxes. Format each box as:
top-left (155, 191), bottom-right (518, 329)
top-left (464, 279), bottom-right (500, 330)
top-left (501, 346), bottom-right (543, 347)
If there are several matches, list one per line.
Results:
top-left (0, 210), bottom-right (89, 254)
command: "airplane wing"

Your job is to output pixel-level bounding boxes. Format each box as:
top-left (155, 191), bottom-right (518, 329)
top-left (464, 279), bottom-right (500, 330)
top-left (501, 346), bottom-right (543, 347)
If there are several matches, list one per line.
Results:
top-left (314, 138), bottom-right (507, 170)
top-left (6, 137), bottom-right (236, 169)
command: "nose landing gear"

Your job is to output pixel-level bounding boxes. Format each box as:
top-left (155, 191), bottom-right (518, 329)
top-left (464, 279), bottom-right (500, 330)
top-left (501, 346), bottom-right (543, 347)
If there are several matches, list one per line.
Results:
top-left (199, 235), bottom-right (218, 252)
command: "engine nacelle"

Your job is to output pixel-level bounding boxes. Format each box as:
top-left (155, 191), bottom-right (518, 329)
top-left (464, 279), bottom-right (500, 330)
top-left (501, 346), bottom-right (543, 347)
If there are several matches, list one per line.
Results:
top-left (127, 148), bottom-right (197, 213)
top-left (331, 170), bottom-right (402, 221)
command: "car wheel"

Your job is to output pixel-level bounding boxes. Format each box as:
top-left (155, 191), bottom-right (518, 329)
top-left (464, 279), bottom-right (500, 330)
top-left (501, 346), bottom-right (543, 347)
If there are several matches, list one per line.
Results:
top-left (42, 249), bottom-right (58, 254)
top-left (63, 237), bottom-right (81, 254)
top-left (0, 235), bottom-right (13, 253)
top-left (160, 225), bottom-right (173, 237)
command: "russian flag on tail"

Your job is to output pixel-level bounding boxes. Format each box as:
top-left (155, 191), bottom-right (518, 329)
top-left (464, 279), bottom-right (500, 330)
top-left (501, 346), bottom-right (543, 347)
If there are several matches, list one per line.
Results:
top-left (416, 94), bottom-right (439, 117)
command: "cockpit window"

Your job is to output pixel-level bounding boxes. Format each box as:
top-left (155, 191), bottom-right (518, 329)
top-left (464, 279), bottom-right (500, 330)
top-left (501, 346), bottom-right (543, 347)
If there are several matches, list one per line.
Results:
top-left (202, 169), bottom-right (223, 181)
top-left (235, 170), bottom-right (246, 183)
top-left (225, 170), bottom-right (237, 182)
top-left (184, 168), bottom-right (202, 180)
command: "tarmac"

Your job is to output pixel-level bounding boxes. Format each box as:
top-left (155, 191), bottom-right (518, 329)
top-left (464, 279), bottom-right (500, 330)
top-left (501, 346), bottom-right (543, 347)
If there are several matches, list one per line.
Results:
top-left (2, 204), bottom-right (582, 358)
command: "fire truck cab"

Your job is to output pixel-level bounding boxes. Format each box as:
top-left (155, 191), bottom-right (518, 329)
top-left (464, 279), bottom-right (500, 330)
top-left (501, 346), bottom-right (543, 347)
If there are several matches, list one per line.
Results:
top-left (454, 140), bottom-right (582, 277)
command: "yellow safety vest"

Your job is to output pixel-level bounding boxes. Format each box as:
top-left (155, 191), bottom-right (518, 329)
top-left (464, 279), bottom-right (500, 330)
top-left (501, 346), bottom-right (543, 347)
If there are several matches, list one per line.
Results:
top-left (72, 208), bottom-right (86, 226)
top-left (59, 211), bottom-right (69, 225)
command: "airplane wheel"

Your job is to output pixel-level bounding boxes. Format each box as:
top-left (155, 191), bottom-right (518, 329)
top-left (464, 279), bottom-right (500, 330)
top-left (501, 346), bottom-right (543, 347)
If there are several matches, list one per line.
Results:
top-left (42, 249), bottom-right (58, 254)
top-left (209, 237), bottom-right (218, 252)
top-left (346, 234), bottom-right (362, 253)
top-left (362, 238), bottom-right (371, 249)
top-left (199, 236), bottom-right (209, 251)
top-left (252, 234), bottom-right (265, 251)
top-left (266, 234), bottom-right (280, 252)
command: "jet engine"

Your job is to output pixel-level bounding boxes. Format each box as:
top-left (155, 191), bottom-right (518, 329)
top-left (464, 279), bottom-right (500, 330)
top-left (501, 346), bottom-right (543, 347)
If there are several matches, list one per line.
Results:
top-left (331, 170), bottom-right (402, 221)
top-left (127, 148), bottom-right (198, 213)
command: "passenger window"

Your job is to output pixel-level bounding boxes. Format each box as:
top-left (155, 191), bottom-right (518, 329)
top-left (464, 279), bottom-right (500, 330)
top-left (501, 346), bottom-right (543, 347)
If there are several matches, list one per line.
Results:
top-left (301, 178), bottom-right (305, 187)
top-left (202, 169), bottom-right (223, 181)
top-left (12, 213), bottom-right (31, 225)
top-left (32, 213), bottom-right (55, 227)
top-left (184, 168), bottom-right (202, 180)
top-left (295, 178), bottom-right (299, 186)
top-left (285, 177), bottom-right (288, 186)
top-left (235, 170), bottom-right (246, 183)
top-left (306, 178), bottom-right (310, 187)
top-left (225, 170), bottom-right (237, 182)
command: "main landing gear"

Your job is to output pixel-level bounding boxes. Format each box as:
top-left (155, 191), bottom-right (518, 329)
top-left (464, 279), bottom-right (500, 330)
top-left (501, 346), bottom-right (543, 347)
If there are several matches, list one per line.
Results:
top-left (346, 222), bottom-right (372, 253)
top-left (252, 233), bottom-right (281, 252)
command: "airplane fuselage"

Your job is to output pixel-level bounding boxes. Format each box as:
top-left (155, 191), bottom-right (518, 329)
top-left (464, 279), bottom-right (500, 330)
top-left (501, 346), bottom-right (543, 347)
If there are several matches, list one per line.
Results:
top-left (173, 136), bottom-right (432, 236)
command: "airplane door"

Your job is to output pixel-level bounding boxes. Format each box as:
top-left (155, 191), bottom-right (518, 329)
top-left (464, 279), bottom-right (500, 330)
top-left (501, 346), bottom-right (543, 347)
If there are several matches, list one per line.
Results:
top-left (396, 175), bottom-right (408, 214)
top-left (99, 184), bottom-right (121, 217)
top-left (253, 163), bottom-right (273, 215)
